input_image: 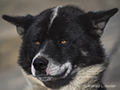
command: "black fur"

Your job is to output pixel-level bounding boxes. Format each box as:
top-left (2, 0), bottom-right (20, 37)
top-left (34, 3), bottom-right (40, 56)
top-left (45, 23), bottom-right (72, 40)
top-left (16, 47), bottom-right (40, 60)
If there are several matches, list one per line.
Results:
top-left (2, 5), bottom-right (118, 90)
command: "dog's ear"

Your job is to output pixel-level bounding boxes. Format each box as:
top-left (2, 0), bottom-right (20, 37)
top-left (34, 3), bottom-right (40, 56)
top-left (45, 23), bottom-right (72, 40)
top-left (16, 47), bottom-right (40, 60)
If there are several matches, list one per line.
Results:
top-left (2, 15), bottom-right (34, 39)
top-left (87, 8), bottom-right (118, 37)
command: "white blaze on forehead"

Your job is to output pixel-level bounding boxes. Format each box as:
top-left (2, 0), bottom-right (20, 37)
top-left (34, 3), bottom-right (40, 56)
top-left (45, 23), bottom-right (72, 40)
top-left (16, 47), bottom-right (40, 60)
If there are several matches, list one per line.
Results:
top-left (49, 6), bottom-right (62, 28)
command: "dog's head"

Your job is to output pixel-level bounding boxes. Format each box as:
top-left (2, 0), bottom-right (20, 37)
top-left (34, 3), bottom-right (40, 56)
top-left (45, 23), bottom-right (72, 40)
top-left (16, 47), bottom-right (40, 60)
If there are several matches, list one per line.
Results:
top-left (2, 6), bottom-right (118, 82)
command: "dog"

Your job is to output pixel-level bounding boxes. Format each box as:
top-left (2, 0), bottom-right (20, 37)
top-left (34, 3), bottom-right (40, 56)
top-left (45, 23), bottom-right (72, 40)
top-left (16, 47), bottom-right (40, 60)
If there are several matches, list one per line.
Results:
top-left (2, 5), bottom-right (118, 90)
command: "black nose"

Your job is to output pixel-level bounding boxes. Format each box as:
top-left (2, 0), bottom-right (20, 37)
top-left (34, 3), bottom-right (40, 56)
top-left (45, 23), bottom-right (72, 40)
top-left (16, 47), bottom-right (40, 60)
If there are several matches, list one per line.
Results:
top-left (33, 57), bottom-right (48, 71)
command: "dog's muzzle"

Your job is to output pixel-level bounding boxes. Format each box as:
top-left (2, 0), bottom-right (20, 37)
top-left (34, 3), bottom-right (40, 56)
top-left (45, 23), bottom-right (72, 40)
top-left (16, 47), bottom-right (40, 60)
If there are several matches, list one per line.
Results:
top-left (33, 57), bottom-right (48, 74)
top-left (31, 57), bottom-right (72, 82)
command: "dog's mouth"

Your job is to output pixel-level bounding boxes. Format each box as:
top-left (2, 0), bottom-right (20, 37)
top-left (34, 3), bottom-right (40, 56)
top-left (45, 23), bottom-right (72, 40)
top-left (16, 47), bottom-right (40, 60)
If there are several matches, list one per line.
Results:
top-left (36, 68), bottom-right (69, 82)
top-left (36, 74), bottom-right (53, 82)
top-left (32, 61), bottom-right (72, 82)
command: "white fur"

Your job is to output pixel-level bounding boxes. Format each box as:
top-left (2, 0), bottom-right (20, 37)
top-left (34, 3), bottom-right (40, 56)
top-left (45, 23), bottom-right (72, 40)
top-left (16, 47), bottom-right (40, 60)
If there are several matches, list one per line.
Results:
top-left (62, 62), bottom-right (72, 78)
top-left (22, 63), bottom-right (106, 90)
top-left (17, 26), bottom-right (24, 38)
top-left (31, 44), bottom-right (47, 76)
top-left (31, 65), bottom-right (36, 76)
top-left (81, 50), bottom-right (88, 56)
top-left (60, 64), bottom-right (105, 90)
top-left (46, 61), bottom-right (72, 78)
top-left (48, 6), bottom-right (62, 28)
top-left (31, 52), bottom-right (41, 76)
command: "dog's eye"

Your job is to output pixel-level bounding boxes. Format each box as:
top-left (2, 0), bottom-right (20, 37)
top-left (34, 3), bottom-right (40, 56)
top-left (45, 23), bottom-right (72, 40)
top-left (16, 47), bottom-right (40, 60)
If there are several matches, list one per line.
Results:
top-left (61, 40), bottom-right (67, 44)
top-left (35, 41), bottom-right (40, 45)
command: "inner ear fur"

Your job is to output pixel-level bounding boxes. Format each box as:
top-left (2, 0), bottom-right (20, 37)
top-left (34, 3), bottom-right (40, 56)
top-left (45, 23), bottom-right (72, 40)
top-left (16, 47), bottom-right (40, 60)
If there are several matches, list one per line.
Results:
top-left (2, 14), bottom-right (34, 39)
top-left (87, 8), bottom-right (118, 37)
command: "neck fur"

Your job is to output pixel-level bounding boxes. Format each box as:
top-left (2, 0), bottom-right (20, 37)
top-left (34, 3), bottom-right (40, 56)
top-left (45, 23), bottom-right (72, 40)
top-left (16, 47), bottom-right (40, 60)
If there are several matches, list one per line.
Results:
top-left (22, 63), bottom-right (106, 90)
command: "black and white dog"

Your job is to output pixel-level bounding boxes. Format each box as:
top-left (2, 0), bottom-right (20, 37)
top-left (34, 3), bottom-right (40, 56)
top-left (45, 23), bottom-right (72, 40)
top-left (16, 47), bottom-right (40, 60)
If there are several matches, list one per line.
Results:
top-left (2, 5), bottom-right (118, 90)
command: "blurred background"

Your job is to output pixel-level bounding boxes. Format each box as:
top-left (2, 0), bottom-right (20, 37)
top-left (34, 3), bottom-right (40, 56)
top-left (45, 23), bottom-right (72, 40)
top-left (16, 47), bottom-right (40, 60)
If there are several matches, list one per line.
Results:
top-left (0, 0), bottom-right (120, 90)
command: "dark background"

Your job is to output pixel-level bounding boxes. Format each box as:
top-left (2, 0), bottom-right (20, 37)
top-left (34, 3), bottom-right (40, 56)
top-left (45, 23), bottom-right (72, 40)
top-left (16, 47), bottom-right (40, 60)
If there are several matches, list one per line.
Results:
top-left (0, 0), bottom-right (120, 90)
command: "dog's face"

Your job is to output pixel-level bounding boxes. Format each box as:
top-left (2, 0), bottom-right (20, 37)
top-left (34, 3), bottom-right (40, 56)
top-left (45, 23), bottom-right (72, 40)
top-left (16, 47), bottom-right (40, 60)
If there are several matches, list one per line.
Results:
top-left (2, 6), bottom-right (118, 82)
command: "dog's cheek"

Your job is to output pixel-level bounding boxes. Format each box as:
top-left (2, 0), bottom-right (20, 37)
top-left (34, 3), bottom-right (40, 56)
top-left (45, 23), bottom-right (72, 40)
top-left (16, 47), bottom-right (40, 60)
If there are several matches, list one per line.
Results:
top-left (18, 42), bottom-right (37, 74)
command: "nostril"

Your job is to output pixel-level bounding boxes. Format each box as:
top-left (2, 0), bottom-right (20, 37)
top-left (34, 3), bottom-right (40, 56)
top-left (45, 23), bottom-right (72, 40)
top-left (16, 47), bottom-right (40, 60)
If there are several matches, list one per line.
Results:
top-left (39, 61), bottom-right (46, 69)
top-left (33, 57), bottom-right (48, 71)
top-left (33, 61), bottom-right (44, 70)
top-left (39, 61), bottom-right (44, 66)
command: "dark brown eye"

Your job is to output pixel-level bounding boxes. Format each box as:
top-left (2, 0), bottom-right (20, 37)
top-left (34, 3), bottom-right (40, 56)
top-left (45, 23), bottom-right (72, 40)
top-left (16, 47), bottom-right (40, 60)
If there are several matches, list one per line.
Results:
top-left (61, 40), bottom-right (67, 44)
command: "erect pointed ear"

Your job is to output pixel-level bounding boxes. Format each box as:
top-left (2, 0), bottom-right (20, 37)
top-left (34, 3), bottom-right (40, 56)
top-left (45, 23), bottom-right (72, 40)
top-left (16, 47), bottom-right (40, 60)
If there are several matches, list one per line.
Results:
top-left (2, 14), bottom-right (34, 39)
top-left (87, 8), bottom-right (118, 37)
